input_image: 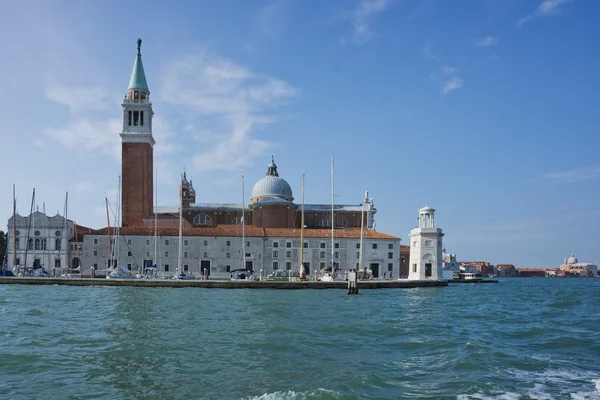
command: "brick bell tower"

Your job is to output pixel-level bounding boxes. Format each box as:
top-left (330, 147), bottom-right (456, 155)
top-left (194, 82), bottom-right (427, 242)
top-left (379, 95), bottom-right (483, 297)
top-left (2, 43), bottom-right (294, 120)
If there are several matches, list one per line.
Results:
top-left (120, 38), bottom-right (154, 227)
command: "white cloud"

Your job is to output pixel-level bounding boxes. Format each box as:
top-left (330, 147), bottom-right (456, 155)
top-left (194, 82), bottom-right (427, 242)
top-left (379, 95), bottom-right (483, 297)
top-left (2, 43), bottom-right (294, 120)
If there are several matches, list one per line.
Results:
top-left (421, 43), bottom-right (440, 61)
top-left (159, 51), bottom-right (297, 174)
top-left (540, 164), bottom-right (600, 184)
top-left (517, 0), bottom-right (573, 26)
top-left (350, 0), bottom-right (391, 45)
top-left (45, 117), bottom-right (121, 157)
top-left (45, 86), bottom-right (112, 113)
top-left (474, 36), bottom-right (497, 47)
top-left (442, 77), bottom-right (463, 95)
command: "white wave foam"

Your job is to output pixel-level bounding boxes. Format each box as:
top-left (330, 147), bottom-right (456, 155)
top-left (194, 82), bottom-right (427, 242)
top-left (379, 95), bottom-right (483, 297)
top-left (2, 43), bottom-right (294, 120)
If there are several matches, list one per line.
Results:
top-left (570, 378), bottom-right (600, 400)
top-left (244, 388), bottom-right (342, 400)
top-left (456, 392), bottom-right (521, 400)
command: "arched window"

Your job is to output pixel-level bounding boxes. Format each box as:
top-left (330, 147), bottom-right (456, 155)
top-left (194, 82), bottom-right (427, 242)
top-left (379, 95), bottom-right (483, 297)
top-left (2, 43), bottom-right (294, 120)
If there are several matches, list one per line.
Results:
top-left (317, 219), bottom-right (332, 228)
top-left (55, 238), bottom-right (61, 251)
top-left (232, 217), bottom-right (244, 225)
top-left (42, 239), bottom-right (47, 250)
top-left (28, 238), bottom-right (33, 250)
top-left (35, 238), bottom-right (41, 250)
top-left (193, 213), bottom-right (212, 226)
top-left (15, 238), bottom-right (19, 249)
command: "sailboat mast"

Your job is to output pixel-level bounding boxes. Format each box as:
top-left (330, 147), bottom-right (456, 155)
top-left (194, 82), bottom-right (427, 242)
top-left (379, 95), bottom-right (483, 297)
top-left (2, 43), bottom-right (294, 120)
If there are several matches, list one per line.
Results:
top-left (12, 185), bottom-right (16, 270)
top-left (23, 189), bottom-right (35, 273)
top-left (105, 197), bottom-right (112, 269)
top-left (43, 202), bottom-right (46, 271)
top-left (300, 174), bottom-right (305, 278)
top-left (359, 192), bottom-right (365, 274)
top-left (115, 176), bottom-right (121, 268)
top-left (177, 175), bottom-right (183, 274)
top-left (242, 175), bottom-right (246, 272)
top-left (62, 192), bottom-right (68, 272)
top-left (32, 190), bottom-right (36, 267)
top-left (331, 154), bottom-right (334, 272)
top-left (154, 169), bottom-right (158, 270)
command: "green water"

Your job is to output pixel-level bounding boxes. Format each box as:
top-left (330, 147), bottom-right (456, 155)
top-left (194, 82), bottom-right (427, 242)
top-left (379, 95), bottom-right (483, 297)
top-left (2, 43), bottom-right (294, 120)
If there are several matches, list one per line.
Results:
top-left (1, 278), bottom-right (599, 399)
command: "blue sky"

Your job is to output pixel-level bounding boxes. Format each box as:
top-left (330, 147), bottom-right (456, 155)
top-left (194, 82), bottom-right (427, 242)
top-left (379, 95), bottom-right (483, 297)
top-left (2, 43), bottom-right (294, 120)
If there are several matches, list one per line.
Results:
top-left (1, 0), bottom-right (598, 268)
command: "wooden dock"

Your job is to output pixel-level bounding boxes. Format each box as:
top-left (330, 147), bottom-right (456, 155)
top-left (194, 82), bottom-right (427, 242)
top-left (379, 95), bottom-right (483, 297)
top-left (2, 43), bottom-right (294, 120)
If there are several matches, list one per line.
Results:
top-left (0, 277), bottom-right (448, 289)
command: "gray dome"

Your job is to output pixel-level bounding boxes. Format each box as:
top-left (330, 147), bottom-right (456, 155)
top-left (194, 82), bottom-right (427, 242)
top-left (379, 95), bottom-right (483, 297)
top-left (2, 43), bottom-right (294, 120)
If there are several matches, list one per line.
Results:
top-left (567, 254), bottom-right (578, 264)
top-left (251, 156), bottom-right (293, 202)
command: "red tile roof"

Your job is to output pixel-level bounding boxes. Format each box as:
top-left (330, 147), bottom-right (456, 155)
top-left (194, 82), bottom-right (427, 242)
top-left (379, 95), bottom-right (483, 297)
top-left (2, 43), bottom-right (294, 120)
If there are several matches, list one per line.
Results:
top-left (87, 225), bottom-right (398, 239)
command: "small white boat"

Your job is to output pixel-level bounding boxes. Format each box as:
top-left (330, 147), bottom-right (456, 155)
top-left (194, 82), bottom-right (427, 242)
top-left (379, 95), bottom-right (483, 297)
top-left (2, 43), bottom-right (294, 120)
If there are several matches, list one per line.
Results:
top-left (106, 266), bottom-right (135, 279)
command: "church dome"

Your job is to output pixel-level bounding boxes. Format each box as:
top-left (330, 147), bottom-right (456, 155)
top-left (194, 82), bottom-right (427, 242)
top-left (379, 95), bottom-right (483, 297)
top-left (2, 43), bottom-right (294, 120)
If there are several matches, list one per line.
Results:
top-left (251, 157), bottom-right (293, 203)
top-left (567, 254), bottom-right (578, 264)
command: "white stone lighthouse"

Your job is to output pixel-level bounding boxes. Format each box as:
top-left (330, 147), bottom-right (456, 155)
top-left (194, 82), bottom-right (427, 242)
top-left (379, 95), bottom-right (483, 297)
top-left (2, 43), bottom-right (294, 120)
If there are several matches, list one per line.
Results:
top-left (408, 205), bottom-right (444, 280)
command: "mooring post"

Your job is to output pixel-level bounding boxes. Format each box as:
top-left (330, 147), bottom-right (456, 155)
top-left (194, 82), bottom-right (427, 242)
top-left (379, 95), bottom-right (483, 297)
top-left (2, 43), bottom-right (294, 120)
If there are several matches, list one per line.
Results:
top-left (348, 268), bottom-right (358, 295)
top-left (90, 267), bottom-right (95, 279)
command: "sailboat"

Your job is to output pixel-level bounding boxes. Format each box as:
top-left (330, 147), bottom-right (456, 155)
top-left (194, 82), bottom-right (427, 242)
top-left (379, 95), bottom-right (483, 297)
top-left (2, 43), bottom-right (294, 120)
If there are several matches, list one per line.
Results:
top-left (106, 177), bottom-right (134, 279)
top-left (172, 173), bottom-right (194, 280)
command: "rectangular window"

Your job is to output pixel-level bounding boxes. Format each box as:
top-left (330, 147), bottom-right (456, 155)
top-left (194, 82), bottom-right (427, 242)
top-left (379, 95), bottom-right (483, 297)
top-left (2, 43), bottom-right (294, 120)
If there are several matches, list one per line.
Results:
top-left (273, 250), bottom-right (278, 258)
top-left (226, 240), bottom-right (231, 246)
top-left (93, 250), bottom-right (98, 257)
top-left (320, 242), bottom-right (326, 249)
top-left (128, 251), bottom-right (132, 257)
top-left (203, 252), bottom-right (208, 258)
top-left (303, 242), bottom-right (308, 248)
top-left (388, 263), bottom-right (393, 272)
top-left (140, 111), bottom-right (144, 126)
top-left (320, 262), bottom-right (326, 269)
top-left (273, 261), bottom-right (279, 270)
top-left (356, 243), bottom-right (360, 249)
top-left (246, 241), bottom-right (250, 247)
top-left (425, 240), bottom-right (432, 246)
top-left (286, 250), bottom-right (291, 258)
top-left (93, 263), bottom-right (98, 268)
top-left (425, 263), bottom-right (432, 277)
top-left (128, 110), bottom-right (132, 126)
top-left (165, 265), bottom-right (170, 272)
top-left (184, 265), bottom-right (189, 271)
top-left (343, 220), bottom-right (348, 227)
top-left (127, 239), bottom-right (132, 245)
top-left (226, 253), bottom-right (231, 258)
top-left (388, 252), bottom-right (393, 259)
top-left (184, 240), bottom-right (188, 246)
top-left (401, 256), bottom-right (405, 264)
top-left (320, 251), bottom-right (325, 259)
top-left (146, 239), bottom-right (150, 245)
top-left (245, 253), bottom-right (251, 257)
top-left (388, 243), bottom-right (393, 249)
top-left (184, 251), bottom-right (188, 258)
top-left (146, 251), bottom-right (150, 257)
top-left (133, 111), bottom-right (139, 126)
top-left (273, 241), bottom-right (279, 248)
top-left (93, 238), bottom-right (98, 245)
top-left (413, 264), bottom-right (417, 273)
top-left (334, 242), bottom-right (340, 249)
top-left (165, 251), bottom-right (169, 257)
top-left (286, 262), bottom-right (292, 270)
top-left (356, 263), bottom-right (359, 268)
top-left (15, 258), bottom-right (20, 266)
top-left (165, 240), bottom-right (169, 246)
top-left (226, 265), bottom-right (231, 272)
top-left (356, 252), bottom-right (360, 258)
top-left (334, 251), bottom-right (339, 259)
top-left (286, 242), bottom-right (292, 248)
top-left (372, 243), bottom-right (378, 249)
top-left (203, 240), bottom-right (208, 246)
top-left (127, 264), bottom-right (132, 270)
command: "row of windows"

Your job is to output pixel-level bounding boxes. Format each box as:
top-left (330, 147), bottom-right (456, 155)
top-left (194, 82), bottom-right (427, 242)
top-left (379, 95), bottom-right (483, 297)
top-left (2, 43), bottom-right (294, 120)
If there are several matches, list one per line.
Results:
top-left (19, 238), bottom-right (63, 251)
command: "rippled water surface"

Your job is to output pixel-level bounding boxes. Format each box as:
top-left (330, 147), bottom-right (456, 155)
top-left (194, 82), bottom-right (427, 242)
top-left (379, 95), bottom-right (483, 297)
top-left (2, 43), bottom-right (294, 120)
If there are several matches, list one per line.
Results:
top-left (1, 278), bottom-right (599, 399)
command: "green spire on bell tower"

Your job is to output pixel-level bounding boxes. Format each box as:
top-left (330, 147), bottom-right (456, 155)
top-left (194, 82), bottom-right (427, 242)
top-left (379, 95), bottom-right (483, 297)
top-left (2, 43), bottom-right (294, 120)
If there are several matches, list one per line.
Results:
top-left (128, 38), bottom-right (149, 92)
